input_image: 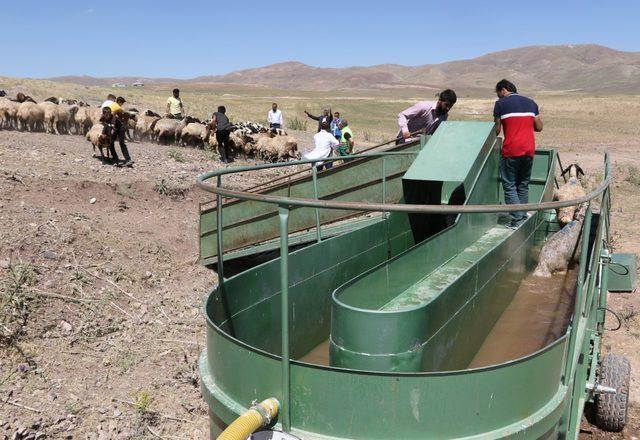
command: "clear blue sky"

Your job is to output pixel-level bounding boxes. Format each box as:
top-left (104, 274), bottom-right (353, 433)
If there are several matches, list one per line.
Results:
top-left (4, 1), bottom-right (639, 78)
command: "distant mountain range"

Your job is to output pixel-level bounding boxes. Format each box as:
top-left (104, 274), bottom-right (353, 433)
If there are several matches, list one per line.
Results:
top-left (48, 45), bottom-right (640, 94)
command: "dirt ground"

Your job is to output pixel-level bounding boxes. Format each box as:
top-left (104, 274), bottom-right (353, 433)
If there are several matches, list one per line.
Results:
top-left (0, 123), bottom-right (638, 439)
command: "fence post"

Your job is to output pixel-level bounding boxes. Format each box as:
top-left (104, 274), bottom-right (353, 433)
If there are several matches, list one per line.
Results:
top-left (278, 205), bottom-right (291, 432)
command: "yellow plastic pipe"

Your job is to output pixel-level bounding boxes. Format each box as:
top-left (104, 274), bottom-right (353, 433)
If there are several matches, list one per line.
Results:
top-left (217, 398), bottom-right (280, 440)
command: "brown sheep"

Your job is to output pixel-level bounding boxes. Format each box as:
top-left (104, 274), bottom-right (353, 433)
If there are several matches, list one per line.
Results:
top-left (554, 164), bottom-right (586, 227)
top-left (86, 123), bottom-right (112, 162)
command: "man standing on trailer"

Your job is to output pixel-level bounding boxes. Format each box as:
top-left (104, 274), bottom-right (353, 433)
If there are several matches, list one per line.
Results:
top-left (396, 89), bottom-right (457, 144)
top-left (493, 79), bottom-right (543, 229)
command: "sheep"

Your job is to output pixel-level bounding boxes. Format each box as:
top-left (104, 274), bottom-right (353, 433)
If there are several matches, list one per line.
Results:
top-left (0, 98), bottom-right (19, 129)
top-left (71, 105), bottom-right (101, 135)
top-left (180, 122), bottom-right (211, 148)
top-left (153, 116), bottom-right (195, 145)
top-left (533, 203), bottom-right (586, 277)
top-left (16, 101), bottom-right (44, 132)
top-left (253, 133), bottom-right (299, 162)
top-left (86, 123), bottom-right (112, 162)
top-left (135, 114), bottom-right (160, 141)
top-left (39, 102), bottom-right (59, 134)
top-left (39, 102), bottom-right (79, 134)
top-left (554, 164), bottom-right (586, 227)
top-left (73, 105), bottom-right (92, 135)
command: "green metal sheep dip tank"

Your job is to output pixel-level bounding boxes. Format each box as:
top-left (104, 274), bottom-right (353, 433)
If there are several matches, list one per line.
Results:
top-left (196, 121), bottom-right (630, 439)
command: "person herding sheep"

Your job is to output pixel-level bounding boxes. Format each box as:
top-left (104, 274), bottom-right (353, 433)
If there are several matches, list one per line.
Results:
top-left (114, 97), bottom-right (133, 166)
top-left (268, 103), bottom-right (283, 129)
top-left (493, 79), bottom-right (543, 229)
top-left (99, 106), bottom-right (132, 167)
top-left (210, 106), bottom-right (233, 163)
top-left (166, 88), bottom-right (184, 119)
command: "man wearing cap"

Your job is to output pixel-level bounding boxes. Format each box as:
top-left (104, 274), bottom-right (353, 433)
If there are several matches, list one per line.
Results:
top-left (304, 108), bottom-right (333, 133)
top-left (396, 89), bottom-right (457, 144)
top-left (166, 88), bottom-right (184, 119)
top-left (336, 120), bottom-right (354, 156)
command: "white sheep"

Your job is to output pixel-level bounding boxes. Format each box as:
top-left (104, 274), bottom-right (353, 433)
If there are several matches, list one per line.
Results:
top-left (0, 98), bottom-right (19, 129)
top-left (554, 164), bottom-right (586, 227)
top-left (253, 133), bottom-right (298, 162)
top-left (16, 102), bottom-right (44, 132)
top-left (134, 113), bottom-right (161, 141)
top-left (180, 122), bottom-right (211, 148)
top-left (39, 102), bottom-right (79, 134)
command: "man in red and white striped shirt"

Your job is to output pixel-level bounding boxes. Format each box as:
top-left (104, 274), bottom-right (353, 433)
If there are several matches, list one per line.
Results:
top-left (493, 79), bottom-right (543, 229)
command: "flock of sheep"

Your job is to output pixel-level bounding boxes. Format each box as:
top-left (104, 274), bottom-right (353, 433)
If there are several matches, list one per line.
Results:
top-left (0, 92), bottom-right (300, 162)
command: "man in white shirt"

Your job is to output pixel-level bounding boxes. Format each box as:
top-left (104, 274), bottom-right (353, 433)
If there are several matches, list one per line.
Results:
top-left (268, 102), bottom-right (283, 129)
top-left (101, 94), bottom-right (116, 109)
top-left (303, 121), bottom-right (339, 170)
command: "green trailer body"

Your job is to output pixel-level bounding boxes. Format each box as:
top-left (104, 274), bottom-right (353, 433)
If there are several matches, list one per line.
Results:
top-left (199, 139), bottom-right (424, 266)
top-left (197, 121), bottom-right (617, 439)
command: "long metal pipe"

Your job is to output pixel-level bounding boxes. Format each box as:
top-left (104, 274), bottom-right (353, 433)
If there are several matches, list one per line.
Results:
top-left (278, 206), bottom-right (291, 432)
top-left (197, 153), bottom-right (611, 215)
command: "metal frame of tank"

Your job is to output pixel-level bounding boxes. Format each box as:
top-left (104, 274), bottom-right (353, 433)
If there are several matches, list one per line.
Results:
top-left (196, 127), bottom-right (614, 439)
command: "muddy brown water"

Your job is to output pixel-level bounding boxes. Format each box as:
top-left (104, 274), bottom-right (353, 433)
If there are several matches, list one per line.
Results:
top-left (469, 266), bottom-right (578, 368)
top-left (299, 267), bottom-right (578, 369)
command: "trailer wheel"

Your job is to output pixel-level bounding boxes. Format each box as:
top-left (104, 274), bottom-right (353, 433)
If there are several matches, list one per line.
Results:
top-left (595, 353), bottom-right (630, 432)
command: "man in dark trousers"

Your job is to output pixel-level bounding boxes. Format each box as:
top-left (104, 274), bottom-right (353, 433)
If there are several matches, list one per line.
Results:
top-left (114, 96), bottom-right (133, 166)
top-left (493, 79), bottom-right (543, 229)
top-left (210, 106), bottom-right (233, 163)
top-left (304, 107), bottom-right (332, 132)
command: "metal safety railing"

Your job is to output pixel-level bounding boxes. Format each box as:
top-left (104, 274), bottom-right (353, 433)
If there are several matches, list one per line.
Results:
top-left (197, 147), bottom-right (612, 433)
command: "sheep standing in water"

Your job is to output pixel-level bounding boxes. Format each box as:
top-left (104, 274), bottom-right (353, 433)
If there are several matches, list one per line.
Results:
top-left (554, 164), bottom-right (585, 227)
top-left (534, 164), bottom-right (588, 277)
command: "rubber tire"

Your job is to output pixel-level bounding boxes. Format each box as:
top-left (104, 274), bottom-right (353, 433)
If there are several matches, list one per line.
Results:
top-left (595, 353), bottom-right (631, 432)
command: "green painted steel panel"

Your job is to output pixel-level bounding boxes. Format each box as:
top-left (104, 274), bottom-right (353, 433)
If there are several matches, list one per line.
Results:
top-left (200, 141), bottom-right (422, 263)
top-left (200, 331), bottom-right (569, 439)
top-left (331, 142), bottom-right (553, 372)
top-left (607, 253), bottom-right (638, 292)
top-left (403, 121), bottom-right (495, 184)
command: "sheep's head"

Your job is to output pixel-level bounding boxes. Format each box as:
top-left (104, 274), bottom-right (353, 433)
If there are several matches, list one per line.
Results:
top-left (561, 164), bottom-right (585, 180)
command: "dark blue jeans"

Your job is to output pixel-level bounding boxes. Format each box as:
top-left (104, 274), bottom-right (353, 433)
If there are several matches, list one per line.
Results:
top-left (500, 156), bottom-right (533, 223)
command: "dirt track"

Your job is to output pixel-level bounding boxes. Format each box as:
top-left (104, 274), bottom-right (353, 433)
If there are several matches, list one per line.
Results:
top-left (0, 129), bottom-right (638, 439)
